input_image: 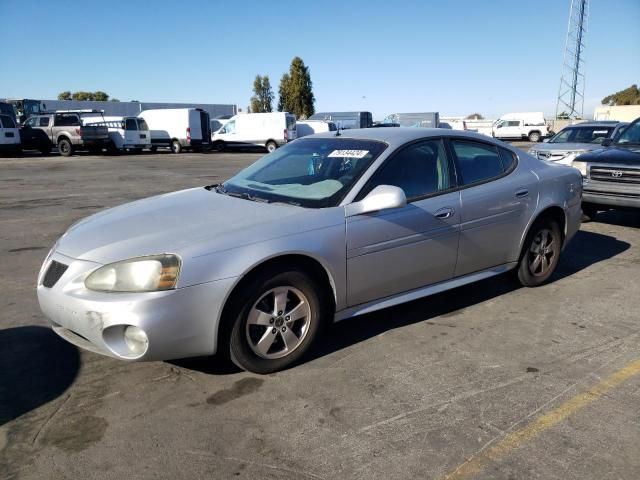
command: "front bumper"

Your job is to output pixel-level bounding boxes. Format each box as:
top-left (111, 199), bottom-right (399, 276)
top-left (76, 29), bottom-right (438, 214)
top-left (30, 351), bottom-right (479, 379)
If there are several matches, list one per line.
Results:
top-left (583, 180), bottom-right (640, 209)
top-left (37, 251), bottom-right (237, 361)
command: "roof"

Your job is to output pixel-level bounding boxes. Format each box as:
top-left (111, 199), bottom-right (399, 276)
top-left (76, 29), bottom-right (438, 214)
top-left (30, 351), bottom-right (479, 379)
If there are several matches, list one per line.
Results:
top-left (310, 127), bottom-right (499, 147)
top-left (563, 121), bottom-right (621, 127)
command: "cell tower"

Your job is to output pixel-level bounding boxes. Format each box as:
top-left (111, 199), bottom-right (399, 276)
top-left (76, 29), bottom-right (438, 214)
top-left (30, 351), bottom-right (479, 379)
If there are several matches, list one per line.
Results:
top-left (555, 0), bottom-right (589, 119)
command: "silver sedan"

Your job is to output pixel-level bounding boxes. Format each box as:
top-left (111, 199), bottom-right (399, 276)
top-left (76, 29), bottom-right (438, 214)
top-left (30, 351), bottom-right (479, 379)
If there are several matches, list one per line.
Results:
top-left (37, 129), bottom-right (582, 373)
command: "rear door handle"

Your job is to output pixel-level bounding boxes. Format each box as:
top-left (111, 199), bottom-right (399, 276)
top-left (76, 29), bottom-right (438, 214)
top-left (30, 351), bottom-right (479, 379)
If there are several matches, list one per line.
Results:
top-left (434, 207), bottom-right (455, 219)
top-left (515, 189), bottom-right (529, 198)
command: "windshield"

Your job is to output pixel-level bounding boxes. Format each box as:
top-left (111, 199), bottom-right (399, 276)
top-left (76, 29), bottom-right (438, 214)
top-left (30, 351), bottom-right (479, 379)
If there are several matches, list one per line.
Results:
top-left (221, 138), bottom-right (387, 208)
top-left (549, 125), bottom-right (614, 144)
top-left (615, 120), bottom-right (640, 145)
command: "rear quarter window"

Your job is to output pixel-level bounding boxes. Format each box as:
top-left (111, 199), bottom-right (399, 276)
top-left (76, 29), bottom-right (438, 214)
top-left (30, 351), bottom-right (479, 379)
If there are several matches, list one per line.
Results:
top-left (452, 140), bottom-right (504, 185)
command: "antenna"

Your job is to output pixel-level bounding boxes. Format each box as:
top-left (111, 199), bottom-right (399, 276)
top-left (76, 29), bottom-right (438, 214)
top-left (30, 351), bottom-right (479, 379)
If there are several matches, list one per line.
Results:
top-left (555, 0), bottom-right (589, 119)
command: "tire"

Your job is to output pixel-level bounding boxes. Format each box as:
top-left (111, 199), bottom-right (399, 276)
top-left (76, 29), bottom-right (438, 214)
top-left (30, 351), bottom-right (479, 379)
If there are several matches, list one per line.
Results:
top-left (58, 138), bottom-right (73, 157)
top-left (213, 141), bottom-right (225, 152)
top-left (88, 146), bottom-right (102, 155)
top-left (582, 204), bottom-right (599, 222)
top-left (170, 140), bottom-right (182, 154)
top-left (227, 268), bottom-right (329, 373)
top-left (265, 141), bottom-right (278, 153)
top-left (149, 146), bottom-right (157, 153)
top-left (39, 145), bottom-right (51, 155)
top-left (516, 219), bottom-right (562, 287)
top-left (528, 131), bottom-right (541, 142)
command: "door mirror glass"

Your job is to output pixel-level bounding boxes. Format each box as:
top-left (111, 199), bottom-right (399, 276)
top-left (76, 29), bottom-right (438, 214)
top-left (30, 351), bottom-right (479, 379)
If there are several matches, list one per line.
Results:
top-left (345, 185), bottom-right (406, 217)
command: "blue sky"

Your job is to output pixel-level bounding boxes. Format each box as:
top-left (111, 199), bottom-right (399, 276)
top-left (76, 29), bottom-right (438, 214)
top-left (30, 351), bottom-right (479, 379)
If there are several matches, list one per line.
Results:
top-left (1, 0), bottom-right (638, 120)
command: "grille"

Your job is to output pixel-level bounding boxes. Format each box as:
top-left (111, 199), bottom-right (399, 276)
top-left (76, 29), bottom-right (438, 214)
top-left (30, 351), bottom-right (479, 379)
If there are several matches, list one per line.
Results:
top-left (590, 167), bottom-right (640, 184)
top-left (42, 260), bottom-right (68, 288)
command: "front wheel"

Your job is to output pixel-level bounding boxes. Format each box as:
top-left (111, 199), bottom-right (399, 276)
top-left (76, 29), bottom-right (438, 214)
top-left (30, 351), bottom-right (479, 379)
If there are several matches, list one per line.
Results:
top-left (528, 131), bottom-right (541, 142)
top-left (170, 140), bottom-right (182, 154)
top-left (582, 204), bottom-right (599, 222)
top-left (228, 269), bottom-right (328, 373)
top-left (516, 220), bottom-right (562, 287)
top-left (265, 141), bottom-right (278, 153)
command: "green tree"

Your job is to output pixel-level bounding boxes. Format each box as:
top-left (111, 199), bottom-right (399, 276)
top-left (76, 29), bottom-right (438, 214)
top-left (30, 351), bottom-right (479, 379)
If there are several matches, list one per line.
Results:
top-left (602, 85), bottom-right (640, 106)
top-left (57, 91), bottom-right (72, 100)
top-left (93, 91), bottom-right (109, 101)
top-left (110, 98), bottom-right (120, 102)
top-left (250, 75), bottom-right (274, 113)
top-left (466, 113), bottom-right (484, 120)
top-left (277, 57), bottom-right (315, 119)
top-left (72, 91), bottom-right (92, 101)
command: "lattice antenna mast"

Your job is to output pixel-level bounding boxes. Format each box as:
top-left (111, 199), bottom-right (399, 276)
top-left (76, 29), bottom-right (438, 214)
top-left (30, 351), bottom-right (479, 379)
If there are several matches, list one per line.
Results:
top-left (556, 0), bottom-right (589, 119)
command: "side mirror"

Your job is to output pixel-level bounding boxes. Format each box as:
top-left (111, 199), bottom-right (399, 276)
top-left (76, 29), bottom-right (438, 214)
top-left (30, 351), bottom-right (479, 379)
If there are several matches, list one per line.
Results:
top-left (345, 185), bottom-right (407, 217)
top-left (601, 138), bottom-right (613, 147)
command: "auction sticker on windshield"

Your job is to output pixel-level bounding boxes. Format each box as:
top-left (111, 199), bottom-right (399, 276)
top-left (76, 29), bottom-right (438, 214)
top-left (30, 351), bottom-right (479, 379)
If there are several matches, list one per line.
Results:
top-left (327, 150), bottom-right (369, 158)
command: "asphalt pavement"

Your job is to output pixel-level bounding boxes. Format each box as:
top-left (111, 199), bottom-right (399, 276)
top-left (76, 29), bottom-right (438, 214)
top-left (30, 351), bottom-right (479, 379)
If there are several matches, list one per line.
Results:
top-left (1, 147), bottom-right (639, 479)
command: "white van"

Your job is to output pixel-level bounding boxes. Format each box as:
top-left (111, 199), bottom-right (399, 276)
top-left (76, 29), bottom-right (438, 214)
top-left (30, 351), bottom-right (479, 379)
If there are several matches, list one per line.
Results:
top-left (0, 113), bottom-right (21, 155)
top-left (296, 120), bottom-right (337, 138)
top-left (212, 112), bottom-right (297, 152)
top-left (84, 116), bottom-right (151, 152)
top-left (138, 108), bottom-right (211, 153)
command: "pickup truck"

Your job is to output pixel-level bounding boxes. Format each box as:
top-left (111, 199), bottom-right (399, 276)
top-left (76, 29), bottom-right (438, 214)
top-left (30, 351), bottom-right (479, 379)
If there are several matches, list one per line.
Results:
top-left (20, 111), bottom-right (110, 156)
top-left (572, 116), bottom-right (640, 221)
top-left (491, 119), bottom-right (550, 142)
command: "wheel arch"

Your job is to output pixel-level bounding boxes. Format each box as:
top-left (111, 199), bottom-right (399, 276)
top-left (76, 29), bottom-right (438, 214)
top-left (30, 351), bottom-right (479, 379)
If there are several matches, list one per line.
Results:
top-left (518, 205), bottom-right (567, 258)
top-left (216, 253), bottom-right (338, 348)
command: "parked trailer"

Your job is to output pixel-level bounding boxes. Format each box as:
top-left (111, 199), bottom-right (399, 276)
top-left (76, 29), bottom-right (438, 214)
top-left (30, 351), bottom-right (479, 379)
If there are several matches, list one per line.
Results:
top-left (308, 112), bottom-right (373, 129)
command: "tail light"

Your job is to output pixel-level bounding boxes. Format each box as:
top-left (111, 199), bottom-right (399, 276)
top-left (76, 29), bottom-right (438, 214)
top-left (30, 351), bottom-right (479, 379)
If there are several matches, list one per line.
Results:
top-left (284, 128), bottom-right (288, 141)
top-left (186, 127), bottom-right (191, 143)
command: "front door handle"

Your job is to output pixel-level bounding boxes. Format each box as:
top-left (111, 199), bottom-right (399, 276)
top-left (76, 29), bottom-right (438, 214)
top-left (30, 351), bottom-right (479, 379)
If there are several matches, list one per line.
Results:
top-left (434, 207), bottom-right (455, 219)
top-left (515, 189), bottom-right (529, 198)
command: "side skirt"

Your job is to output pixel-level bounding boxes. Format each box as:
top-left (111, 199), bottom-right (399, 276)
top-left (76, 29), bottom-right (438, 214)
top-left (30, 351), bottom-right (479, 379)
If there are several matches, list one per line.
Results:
top-left (334, 262), bottom-right (517, 322)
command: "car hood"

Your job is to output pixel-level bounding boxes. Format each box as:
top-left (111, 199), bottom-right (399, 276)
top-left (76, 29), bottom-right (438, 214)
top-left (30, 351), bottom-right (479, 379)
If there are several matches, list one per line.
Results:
top-left (577, 145), bottom-right (640, 166)
top-left (531, 142), bottom-right (600, 153)
top-left (57, 187), bottom-right (335, 264)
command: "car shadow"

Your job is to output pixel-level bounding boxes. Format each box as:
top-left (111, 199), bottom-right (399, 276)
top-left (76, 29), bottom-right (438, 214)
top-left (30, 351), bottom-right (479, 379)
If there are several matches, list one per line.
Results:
top-left (590, 209), bottom-right (640, 229)
top-left (176, 229), bottom-right (629, 375)
top-left (0, 326), bottom-right (80, 425)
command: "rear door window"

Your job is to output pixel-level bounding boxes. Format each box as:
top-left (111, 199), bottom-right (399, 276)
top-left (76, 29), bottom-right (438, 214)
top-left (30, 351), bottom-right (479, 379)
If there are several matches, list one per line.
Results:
top-left (39, 117), bottom-right (50, 127)
top-left (125, 118), bottom-right (137, 130)
top-left (452, 140), bottom-right (505, 185)
top-left (54, 114), bottom-right (80, 127)
top-left (0, 115), bottom-right (16, 128)
top-left (137, 119), bottom-right (149, 131)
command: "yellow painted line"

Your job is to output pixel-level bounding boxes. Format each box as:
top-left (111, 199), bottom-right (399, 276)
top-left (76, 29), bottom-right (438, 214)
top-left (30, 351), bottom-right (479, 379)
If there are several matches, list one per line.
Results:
top-left (443, 358), bottom-right (640, 480)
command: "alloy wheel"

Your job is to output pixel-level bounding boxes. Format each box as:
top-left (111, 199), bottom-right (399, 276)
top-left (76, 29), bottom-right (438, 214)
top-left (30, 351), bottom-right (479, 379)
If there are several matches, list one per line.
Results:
top-left (528, 228), bottom-right (556, 276)
top-left (245, 286), bottom-right (311, 359)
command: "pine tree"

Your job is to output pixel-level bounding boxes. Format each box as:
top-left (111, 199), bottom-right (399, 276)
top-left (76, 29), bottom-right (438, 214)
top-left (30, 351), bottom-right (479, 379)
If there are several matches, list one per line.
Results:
top-left (277, 57), bottom-right (315, 119)
top-left (250, 75), bottom-right (274, 113)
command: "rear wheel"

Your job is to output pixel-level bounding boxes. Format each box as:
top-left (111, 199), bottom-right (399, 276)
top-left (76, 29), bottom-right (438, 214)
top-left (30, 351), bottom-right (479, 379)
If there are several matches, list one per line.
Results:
top-left (227, 269), bottom-right (328, 373)
top-left (58, 138), bottom-right (73, 157)
top-left (213, 141), bottom-right (225, 152)
top-left (88, 146), bottom-right (102, 155)
top-left (582, 204), bottom-right (599, 222)
top-left (528, 131), bottom-right (541, 142)
top-left (516, 220), bottom-right (562, 287)
top-left (39, 145), bottom-right (51, 155)
top-left (149, 145), bottom-right (157, 153)
top-left (170, 140), bottom-right (182, 154)
top-left (265, 141), bottom-right (278, 153)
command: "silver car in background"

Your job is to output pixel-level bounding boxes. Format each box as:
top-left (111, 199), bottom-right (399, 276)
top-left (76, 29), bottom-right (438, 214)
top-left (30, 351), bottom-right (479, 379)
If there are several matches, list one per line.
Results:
top-left (528, 121), bottom-right (627, 166)
top-left (37, 129), bottom-right (582, 373)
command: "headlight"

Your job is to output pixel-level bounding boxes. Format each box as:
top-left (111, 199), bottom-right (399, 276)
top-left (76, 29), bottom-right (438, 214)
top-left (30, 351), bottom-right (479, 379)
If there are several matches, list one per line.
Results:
top-left (572, 160), bottom-right (588, 177)
top-left (85, 254), bottom-right (181, 292)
